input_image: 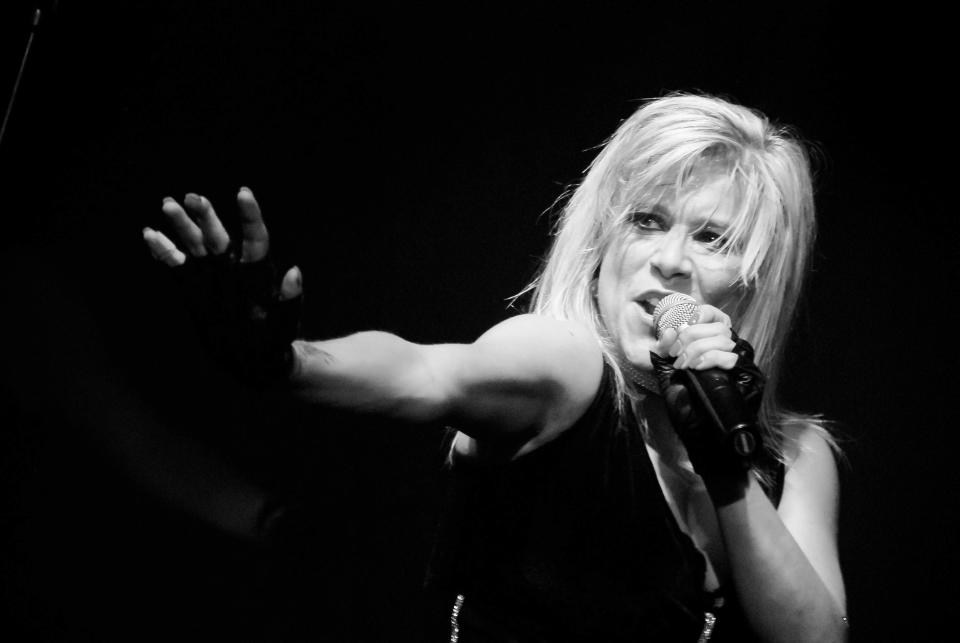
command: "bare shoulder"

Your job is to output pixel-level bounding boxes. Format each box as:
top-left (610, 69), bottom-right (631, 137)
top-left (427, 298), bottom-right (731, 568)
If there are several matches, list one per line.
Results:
top-left (474, 313), bottom-right (603, 400)
top-left (778, 422), bottom-right (841, 554)
top-left (476, 313), bottom-right (598, 348)
top-left (781, 423), bottom-right (840, 492)
top-left (447, 314), bottom-right (604, 458)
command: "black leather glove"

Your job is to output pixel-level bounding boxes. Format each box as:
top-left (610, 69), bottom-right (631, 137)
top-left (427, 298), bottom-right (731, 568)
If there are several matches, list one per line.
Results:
top-left (650, 330), bottom-right (765, 506)
top-left (175, 248), bottom-right (302, 387)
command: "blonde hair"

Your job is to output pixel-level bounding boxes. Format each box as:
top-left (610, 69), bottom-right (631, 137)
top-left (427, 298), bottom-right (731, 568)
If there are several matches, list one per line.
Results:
top-left (524, 92), bottom-right (831, 461)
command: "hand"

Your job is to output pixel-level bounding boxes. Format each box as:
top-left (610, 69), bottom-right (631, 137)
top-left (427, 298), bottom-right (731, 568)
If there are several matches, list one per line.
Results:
top-left (650, 305), bottom-right (765, 505)
top-left (142, 188), bottom-right (303, 385)
top-left (653, 303), bottom-right (764, 416)
top-left (654, 304), bottom-right (734, 371)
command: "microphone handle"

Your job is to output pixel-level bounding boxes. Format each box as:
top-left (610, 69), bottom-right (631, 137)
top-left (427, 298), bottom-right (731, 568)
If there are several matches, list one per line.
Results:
top-left (681, 367), bottom-right (760, 459)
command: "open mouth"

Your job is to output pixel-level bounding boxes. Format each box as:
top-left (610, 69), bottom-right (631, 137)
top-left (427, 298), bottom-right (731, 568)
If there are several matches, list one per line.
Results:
top-left (637, 297), bottom-right (660, 316)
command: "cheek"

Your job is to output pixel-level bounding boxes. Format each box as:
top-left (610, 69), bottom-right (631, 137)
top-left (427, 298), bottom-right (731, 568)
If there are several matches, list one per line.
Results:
top-left (603, 237), bottom-right (655, 282)
top-left (595, 258), bottom-right (619, 320)
top-left (596, 242), bottom-right (631, 317)
top-left (697, 258), bottom-right (742, 308)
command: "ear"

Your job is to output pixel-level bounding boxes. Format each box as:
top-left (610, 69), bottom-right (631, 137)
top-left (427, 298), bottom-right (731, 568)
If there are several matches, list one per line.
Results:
top-left (590, 260), bottom-right (603, 298)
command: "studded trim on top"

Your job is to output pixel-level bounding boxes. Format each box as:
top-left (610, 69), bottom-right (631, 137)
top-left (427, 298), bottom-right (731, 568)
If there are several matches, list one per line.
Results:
top-left (449, 594), bottom-right (464, 642)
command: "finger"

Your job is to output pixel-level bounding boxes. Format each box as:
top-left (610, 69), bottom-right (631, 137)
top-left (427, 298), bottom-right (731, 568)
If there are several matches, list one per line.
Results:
top-left (280, 266), bottom-right (302, 300)
top-left (184, 193), bottom-right (230, 255)
top-left (236, 186), bottom-right (269, 262)
top-left (143, 227), bottom-right (187, 266)
top-left (695, 304), bottom-right (731, 327)
top-left (653, 327), bottom-right (678, 358)
top-left (675, 334), bottom-right (736, 369)
top-left (692, 349), bottom-right (738, 371)
top-left (674, 322), bottom-right (732, 355)
top-left (162, 197), bottom-right (208, 257)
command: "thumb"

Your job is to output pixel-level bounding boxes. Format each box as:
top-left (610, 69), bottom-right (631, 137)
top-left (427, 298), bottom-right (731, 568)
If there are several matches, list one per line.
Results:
top-left (279, 266), bottom-right (303, 300)
top-left (652, 327), bottom-right (678, 358)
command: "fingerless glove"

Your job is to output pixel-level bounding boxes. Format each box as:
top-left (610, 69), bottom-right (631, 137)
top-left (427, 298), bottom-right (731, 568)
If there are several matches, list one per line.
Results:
top-left (650, 330), bottom-right (765, 506)
top-left (175, 249), bottom-right (302, 387)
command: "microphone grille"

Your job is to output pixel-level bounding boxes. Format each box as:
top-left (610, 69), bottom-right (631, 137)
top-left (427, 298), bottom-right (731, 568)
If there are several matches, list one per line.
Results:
top-left (652, 293), bottom-right (700, 339)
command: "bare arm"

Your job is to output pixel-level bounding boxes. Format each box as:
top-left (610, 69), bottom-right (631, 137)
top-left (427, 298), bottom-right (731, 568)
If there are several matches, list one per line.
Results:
top-left (143, 190), bottom-right (604, 449)
top-left (290, 313), bottom-right (604, 447)
top-left (717, 428), bottom-right (847, 642)
top-left (660, 308), bottom-right (847, 641)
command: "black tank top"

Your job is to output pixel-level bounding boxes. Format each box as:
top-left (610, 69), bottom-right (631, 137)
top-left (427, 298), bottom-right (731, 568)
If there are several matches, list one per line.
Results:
top-left (425, 363), bottom-right (754, 641)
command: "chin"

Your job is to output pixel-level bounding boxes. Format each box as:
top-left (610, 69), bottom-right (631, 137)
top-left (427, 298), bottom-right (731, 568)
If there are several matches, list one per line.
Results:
top-left (621, 338), bottom-right (656, 370)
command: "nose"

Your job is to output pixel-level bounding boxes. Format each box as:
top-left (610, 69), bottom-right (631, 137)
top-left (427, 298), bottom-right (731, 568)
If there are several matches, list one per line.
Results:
top-left (650, 227), bottom-right (693, 281)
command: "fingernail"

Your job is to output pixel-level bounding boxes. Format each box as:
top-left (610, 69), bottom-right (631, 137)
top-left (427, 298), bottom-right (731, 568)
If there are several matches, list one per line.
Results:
top-left (162, 196), bottom-right (174, 204)
top-left (239, 186), bottom-right (251, 195)
top-left (669, 341), bottom-right (683, 357)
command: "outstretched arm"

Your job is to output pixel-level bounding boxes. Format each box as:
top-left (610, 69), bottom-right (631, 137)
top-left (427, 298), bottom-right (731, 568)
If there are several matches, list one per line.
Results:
top-left (289, 313), bottom-right (603, 446)
top-left (144, 190), bottom-right (604, 450)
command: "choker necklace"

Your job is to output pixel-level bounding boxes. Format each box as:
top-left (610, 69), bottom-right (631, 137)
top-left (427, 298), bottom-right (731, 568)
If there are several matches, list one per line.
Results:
top-left (619, 361), bottom-right (662, 397)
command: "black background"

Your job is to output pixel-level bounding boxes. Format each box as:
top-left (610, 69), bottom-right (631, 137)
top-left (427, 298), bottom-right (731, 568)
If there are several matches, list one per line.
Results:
top-left (0, 2), bottom-right (954, 641)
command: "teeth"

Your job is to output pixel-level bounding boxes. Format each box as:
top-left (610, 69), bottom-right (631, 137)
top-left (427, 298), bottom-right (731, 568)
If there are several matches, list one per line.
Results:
top-left (638, 298), bottom-right (659, 315)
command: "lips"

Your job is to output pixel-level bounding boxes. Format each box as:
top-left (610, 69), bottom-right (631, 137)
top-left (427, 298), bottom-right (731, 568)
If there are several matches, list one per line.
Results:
top-left (634, 291), bottom-right (673, 317)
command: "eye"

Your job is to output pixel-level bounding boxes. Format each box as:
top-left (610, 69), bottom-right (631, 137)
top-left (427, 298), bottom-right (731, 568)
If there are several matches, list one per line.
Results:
top-left (628, 211), bottom-right (667, 231)
top-left (694, 228), bottom-right (728, 249)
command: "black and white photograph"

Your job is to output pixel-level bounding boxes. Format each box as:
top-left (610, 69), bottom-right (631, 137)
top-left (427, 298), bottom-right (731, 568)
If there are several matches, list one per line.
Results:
top-left (0, 3), bottom-right (952, 641)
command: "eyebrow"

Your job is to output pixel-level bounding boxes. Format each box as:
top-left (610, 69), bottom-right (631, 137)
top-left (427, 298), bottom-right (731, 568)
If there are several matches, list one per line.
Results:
top-left (636, 202), bottom-right (671, 216)
top-left (632, 202), bottom-right (731, 231)
top-left (690, 214), bottom-right (731, 231)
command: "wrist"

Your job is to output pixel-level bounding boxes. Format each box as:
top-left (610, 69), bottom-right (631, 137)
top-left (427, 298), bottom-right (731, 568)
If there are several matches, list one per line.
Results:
top-left (703, 473), bottom-right (749, 507)
top-left (693, 458), bottom-right (750, 507)
top-left (289, 340), bottom-right (306, 384)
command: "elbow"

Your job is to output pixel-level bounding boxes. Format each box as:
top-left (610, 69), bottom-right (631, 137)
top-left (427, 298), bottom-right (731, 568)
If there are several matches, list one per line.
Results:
top-left (808, 619), bottom-right (848, 643)
top-left (771, 607), bottom-right (848, 643)
top-left (815, 586), bottom-right (849, 643)
top-left (359, 337), bottom-right (453, 423)
top-left (821, 608), bottom-right (850, 643)
top-left (398, 350), bottom-right (454, 423)
top-left (749, 592), bottom-right (847, 643)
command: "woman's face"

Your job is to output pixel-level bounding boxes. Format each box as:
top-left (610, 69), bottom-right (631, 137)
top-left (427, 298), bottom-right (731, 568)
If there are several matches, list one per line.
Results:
top-left (596, 171), bottom-right (746, 369)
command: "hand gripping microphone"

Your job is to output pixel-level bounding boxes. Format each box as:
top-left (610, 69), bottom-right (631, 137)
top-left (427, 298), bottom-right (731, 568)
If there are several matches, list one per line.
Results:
top-left (652, 294), bottom-right (761, 460)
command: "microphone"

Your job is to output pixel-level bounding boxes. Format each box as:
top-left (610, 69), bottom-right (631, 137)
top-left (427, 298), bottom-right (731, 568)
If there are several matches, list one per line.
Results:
top-left (652, 294), bottom-right (760, 459)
